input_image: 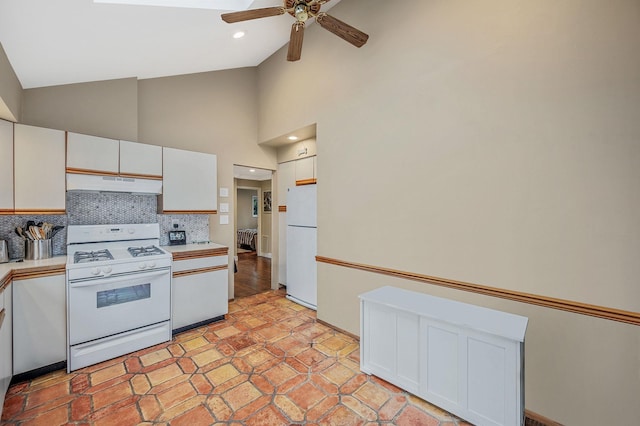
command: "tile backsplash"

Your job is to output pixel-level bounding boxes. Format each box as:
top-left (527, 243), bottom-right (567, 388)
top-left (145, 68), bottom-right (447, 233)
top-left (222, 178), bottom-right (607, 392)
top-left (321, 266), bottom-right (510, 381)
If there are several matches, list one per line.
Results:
top-left (0, 214), bottom-right (67, 260)
top-left (0, 193), bottom-right (210, 259)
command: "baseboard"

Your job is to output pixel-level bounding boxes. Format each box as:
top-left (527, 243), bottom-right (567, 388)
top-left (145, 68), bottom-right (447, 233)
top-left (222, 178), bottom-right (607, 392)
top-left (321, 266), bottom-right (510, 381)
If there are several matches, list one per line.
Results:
top-left (524, 409), bottom-right (564, 426)
top-left (316, 318), bottom-right (360, 342)
top-left (172, 315), bottom-right (225, 336)
top-left (11, 361), bottom-right (67, 384)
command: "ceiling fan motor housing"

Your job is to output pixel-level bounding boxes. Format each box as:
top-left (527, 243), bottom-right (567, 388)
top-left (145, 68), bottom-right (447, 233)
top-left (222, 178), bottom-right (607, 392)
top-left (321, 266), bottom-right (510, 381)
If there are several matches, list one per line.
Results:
top-left (286, 0), bottom-right (320, 22)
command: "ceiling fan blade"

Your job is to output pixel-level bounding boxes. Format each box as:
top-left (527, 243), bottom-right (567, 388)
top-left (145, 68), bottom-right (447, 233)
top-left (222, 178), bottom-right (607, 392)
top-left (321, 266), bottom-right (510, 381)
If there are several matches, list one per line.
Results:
top-left (221, 7), bottom-right (284, 23)
top-left (287, 22), bottom-right (305, 62)
top-left (316, 13), bottom-right (369, 48)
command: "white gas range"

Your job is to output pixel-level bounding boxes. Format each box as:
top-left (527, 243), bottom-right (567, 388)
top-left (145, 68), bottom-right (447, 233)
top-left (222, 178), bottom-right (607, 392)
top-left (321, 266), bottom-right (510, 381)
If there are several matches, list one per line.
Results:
top-left (66, 223), bottom-right (172, 372)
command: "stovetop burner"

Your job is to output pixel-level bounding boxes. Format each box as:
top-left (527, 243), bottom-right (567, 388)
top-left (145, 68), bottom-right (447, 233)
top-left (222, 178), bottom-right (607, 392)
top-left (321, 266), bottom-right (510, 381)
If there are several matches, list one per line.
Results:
top-left (127, 245), bottom-right (165, 257)
top-left (74, 249), bottom-right (114, 264)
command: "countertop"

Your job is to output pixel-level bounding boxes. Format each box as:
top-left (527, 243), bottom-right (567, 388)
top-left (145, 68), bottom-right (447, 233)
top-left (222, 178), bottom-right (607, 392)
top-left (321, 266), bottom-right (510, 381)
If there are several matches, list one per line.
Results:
top-left (0, 244), bottom-right (229, 291)
top-left (0, 256), bottom-right (67, 290)
top-left (162, 242), bottom-right (229, 261)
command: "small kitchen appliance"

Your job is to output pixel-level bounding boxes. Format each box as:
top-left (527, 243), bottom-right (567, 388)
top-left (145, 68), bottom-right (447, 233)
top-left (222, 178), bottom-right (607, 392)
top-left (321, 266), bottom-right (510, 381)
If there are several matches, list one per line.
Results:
top-left (168, 230), bottom-right (186, 245)
top-left (65, 223), bottom-right (172, 372)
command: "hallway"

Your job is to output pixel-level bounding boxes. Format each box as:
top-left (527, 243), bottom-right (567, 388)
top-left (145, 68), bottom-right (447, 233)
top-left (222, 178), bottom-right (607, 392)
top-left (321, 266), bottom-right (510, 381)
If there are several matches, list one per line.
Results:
top-left (234, 252), bottom-right (272, 299)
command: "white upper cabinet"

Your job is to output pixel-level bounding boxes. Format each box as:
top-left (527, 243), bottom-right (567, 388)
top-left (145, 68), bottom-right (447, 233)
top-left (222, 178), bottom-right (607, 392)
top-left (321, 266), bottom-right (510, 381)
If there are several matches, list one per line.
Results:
top-left (160, 147), bottom-right (217, 213)
top-left (67, 133), bottom-right (162, 179)
top-left (0, 120), bottom-right (13, 213)
top-left (277, 161), bottom-right (296, 206)
top-left (120, 140), bottom-right (162, 178)
top-left (295, 155), bottom-right (316, 184)
top-left (67, 132), bottom-right (119, 174)
top-left (14, 124), bottom-right (66, 213)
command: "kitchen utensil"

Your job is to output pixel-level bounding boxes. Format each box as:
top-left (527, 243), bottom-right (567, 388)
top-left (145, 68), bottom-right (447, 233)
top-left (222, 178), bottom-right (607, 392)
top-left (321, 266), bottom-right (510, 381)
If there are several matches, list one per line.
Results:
top-left (0, 240), bottom-right (9, 263)
top-left (51, 225), bottom-right (65, 238)
top-left (29, 226), bottom-right (40, 240)
top-left (16, 226), bottom-right (27, 239)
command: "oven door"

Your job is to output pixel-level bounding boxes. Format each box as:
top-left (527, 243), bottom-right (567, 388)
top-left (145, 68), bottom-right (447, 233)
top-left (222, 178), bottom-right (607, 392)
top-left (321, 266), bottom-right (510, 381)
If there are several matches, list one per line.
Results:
top-left (68, 267), bottom-right (171, 345)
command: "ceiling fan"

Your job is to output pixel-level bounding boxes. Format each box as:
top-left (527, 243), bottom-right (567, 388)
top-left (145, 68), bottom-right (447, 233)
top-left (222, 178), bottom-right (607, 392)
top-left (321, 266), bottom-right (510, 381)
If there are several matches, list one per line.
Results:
top-left (221, 0), bottom-right (369, 61)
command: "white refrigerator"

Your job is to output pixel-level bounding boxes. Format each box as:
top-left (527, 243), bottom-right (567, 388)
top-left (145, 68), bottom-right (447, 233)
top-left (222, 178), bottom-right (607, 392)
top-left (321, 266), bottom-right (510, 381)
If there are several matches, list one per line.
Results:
top-left (286, 185), bottom-right (317, 310)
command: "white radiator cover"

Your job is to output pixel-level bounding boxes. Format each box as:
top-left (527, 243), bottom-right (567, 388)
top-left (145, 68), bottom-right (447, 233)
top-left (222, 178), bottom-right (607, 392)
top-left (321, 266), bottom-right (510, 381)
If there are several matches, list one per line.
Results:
top-left (359, 286), bottom-right (528, 426)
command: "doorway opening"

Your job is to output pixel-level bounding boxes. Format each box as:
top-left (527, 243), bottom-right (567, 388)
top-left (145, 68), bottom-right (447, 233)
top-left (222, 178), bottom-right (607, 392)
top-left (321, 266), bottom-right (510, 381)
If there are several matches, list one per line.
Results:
top-left (233, 165), bottom-right (273, 299)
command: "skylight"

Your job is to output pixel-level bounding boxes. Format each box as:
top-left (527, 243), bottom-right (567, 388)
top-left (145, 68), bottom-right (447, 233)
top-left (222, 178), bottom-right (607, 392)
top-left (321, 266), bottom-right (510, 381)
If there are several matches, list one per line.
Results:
top-left (93, 0), bottom-right (253, 11)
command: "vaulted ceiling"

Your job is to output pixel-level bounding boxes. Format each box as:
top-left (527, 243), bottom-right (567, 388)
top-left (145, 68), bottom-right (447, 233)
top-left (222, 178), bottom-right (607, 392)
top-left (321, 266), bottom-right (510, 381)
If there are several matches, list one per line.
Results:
top-left (0, 0), bottom-right (342, 89)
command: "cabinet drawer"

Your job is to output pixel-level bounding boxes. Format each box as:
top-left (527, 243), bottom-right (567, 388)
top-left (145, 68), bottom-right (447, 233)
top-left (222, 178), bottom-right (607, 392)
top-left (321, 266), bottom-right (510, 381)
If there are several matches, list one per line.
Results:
top-left (172, 255), bottom-right (227, 273)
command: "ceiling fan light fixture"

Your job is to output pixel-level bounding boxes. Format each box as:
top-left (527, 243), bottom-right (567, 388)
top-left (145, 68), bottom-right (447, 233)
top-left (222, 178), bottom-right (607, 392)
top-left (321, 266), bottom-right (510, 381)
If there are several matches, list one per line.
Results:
top-left (233, 30), bottom-right (245, 39)
top-left (294, 4), bottom-right (308, 22)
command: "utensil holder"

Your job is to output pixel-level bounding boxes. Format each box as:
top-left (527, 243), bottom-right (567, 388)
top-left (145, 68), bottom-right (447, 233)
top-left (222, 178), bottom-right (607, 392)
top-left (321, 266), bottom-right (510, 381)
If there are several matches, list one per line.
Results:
top-left (25, 239), bottom-right (53, 260)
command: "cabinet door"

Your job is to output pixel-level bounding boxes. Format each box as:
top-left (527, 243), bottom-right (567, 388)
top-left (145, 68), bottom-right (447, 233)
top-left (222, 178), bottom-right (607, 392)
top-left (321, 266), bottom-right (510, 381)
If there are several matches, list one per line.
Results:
top-left (0, 284), bottom-right (12, 416)
top-left (295, 156), bottom-right (315, 184)
top-left (162, 147), bottom-right (217, 213)
top-left (14, 124), bottom-right (66, 213)
top-left (120, 140), bottom-right (162, 178)
top-left (67, 132), bottom-right (119, 174)
top-left (0, 120), bottom-right (13, 212)
top-left (173, 267), bottom-right (228, 330)
top-left (13, 274), bottom-right (66, 375)
top-left (277, 161), bottom-right (295, 207)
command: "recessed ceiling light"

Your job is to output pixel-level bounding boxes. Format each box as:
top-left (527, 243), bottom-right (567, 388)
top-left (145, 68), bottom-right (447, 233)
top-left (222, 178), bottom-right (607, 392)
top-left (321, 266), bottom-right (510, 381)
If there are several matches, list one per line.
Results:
top-left (249, 169), bottom-right (256, 172)
top-left (288, 135), bottom-right (298, 141)
top-left (233, 31), bottom-right (245, 39)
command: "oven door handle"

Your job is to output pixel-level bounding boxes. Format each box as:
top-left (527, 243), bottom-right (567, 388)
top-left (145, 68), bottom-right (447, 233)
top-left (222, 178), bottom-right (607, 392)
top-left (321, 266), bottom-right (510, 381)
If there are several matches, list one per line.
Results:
top-left (69, 269), bottom-right (170, 288)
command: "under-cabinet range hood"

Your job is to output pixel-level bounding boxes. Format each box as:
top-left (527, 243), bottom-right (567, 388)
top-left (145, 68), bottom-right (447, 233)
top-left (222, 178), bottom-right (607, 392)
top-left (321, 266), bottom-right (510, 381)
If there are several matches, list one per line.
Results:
top-left (66, 173), bottom-right (162, 194)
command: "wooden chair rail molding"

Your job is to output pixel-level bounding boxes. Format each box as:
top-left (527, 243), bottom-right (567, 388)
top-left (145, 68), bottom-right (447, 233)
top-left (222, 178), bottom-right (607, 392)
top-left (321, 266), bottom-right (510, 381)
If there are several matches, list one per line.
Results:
top-left (316, 256), bottom-right (640, 326)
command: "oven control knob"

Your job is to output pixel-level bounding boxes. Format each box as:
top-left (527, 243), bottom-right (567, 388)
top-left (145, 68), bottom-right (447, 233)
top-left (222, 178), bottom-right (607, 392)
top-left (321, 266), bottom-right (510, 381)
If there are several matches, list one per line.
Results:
top-left (104, 266), bottom-right (113, 274)
top-left (91, 267), bottom-right (100, 275)
top-left (148, 261), bottom-right (156, 268)
top-left (139, 262), bottom-right (148, 269)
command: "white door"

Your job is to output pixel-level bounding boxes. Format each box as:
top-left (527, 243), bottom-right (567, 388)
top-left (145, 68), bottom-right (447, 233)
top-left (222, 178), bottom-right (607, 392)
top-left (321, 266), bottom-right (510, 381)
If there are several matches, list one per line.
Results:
top-left (287, 185), bottom-right (317, 227)
top-left (286, 226), bottom-right (317, 309)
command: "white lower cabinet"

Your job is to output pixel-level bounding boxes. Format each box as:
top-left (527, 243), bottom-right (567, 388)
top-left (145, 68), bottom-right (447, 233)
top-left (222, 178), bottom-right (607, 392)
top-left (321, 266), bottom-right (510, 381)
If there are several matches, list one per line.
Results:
top-left (13, 273), bottom-right (66, 375)
top-left (0, 283), bottom-right (12, 419)
top-left (172, 254), bottom-right (228, 332)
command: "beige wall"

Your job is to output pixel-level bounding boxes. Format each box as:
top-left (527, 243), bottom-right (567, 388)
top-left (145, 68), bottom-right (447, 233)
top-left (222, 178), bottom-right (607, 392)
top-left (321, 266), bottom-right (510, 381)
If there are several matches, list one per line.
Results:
top-left (257, 0), bottom-right (640, 424)
top-left (22, 78), bottom-right (138, 140)
top-left (19, 67), bottom-right (278, 301)
top-left (135, 68), bottom-right (278, 298)
top-left (0, 43), bottom-right (21, 122)
top-left (237, 188), bottom-right (258, 230)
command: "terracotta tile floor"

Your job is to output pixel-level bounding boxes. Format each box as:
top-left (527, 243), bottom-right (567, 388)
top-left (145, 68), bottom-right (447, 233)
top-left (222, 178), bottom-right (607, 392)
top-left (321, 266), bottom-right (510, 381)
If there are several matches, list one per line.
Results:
top-left (1, 289), bottom-right (471, 425)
